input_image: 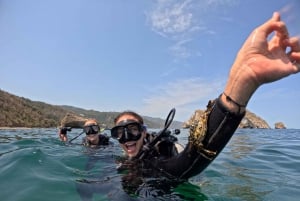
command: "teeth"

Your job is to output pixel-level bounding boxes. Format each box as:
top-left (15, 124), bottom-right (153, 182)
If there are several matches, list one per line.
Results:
top-left (126, 142), bottom-right (135, 146)
top-left (125, 142), bottom-right (137, 151)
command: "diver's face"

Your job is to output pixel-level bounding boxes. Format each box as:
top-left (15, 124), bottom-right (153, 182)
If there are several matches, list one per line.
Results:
top-left (83, 120), bottom-right (100, 145)
top-left (115, 115), bottom-right (145, 158)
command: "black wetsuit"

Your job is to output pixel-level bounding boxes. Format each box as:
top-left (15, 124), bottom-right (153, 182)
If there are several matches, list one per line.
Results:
top-left (76, 97), bottom-right (245, 200)
top-left (128, 97), bottom-right (245, 180)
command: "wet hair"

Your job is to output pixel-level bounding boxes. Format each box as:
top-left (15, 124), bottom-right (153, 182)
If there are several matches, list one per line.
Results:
top-left (84, 118), bottom-right (98, 126)
top-left (114, 110), bottom-right (144, 125)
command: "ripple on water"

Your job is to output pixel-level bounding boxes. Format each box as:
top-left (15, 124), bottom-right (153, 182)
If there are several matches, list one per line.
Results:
top-left (1, 128), bottom-right (300, 201)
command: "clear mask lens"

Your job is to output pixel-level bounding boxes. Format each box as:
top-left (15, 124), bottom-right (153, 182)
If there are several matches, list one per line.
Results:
top-left (84, 125), bottom-right (100, 135)
top-left (111, 122), bottom-right (143, 143)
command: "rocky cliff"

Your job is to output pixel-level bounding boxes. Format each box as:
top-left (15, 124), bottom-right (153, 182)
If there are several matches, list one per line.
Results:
top-left (183, 109), bottom-right (271, 129)
top-left (239, 110), bottom-right (270, 128)
top-left (274, 122), bottom-right (286, 129)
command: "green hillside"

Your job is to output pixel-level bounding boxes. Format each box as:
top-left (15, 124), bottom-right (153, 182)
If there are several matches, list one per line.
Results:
top-left (0, 89), bottom-right (183, 129)
top-left (0, 89), bottom-right (67, 127)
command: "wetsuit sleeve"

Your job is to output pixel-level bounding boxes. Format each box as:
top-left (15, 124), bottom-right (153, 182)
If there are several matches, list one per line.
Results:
top-left (152, 96), bottom-right (245, 180)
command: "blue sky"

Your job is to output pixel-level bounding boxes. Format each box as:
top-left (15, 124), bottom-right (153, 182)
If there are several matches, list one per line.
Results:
top-left (0, 0), bottom-right (299, 128)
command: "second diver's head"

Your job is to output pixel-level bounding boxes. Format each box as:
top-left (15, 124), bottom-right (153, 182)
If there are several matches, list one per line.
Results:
top-left (83, 119), bottom-right (100, 145)
top-left (111, 111), bottom-right (146, 158)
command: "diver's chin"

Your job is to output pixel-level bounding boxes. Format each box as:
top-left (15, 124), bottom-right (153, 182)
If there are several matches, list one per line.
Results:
top-left (87, 135), bottom-right (97, 142)
top-left (87, 139), bottom-right (97, 145)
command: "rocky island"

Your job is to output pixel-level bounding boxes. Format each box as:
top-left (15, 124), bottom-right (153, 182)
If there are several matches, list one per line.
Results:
top-left (183, 108), bottom-right (280, 129)
top-left (274, 122), bottom-right (286, 129)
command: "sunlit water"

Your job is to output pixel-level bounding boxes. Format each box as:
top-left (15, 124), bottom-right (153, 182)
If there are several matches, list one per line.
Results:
top-left (1, 128), bottom-right (299, 201)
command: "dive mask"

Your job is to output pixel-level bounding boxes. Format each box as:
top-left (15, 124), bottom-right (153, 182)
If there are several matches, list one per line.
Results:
top-left (83, 125), bottom-right (100, 135)
top-left (111, 120), bottom-right (144, 144)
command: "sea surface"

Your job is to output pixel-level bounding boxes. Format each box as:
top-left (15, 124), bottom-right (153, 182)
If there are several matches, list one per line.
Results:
top-left (0, 128), bottom-right (299, 201)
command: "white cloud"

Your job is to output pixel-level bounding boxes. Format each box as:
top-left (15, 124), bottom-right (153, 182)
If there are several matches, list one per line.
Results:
top-left (140, 77), bottom-right (224, 120)
top-left (148, 0), bottom-right (194, 37)
top-left (146, 0), bottom-right (200, 59)
top-left (279, 2), bottom-right (300, 32)
top-left (168, 39), bottom-right (192, 59)
top-left (146, 0), bottom-right (238, 61)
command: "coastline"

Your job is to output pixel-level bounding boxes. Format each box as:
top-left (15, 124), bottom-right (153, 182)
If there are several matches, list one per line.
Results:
top-left (0, 127), bottom-right (37, 130)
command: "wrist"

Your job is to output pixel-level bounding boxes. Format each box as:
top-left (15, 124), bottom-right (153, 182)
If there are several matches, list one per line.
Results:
top-left (225, 63), bottom-right (260, 105)
top-left (221, 93), bottom-right (246, 114)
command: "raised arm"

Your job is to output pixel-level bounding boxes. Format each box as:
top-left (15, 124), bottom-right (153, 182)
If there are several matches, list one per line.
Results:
top-left (58, 127), bottom-right (70, 142)
top-left (153, 12), bottom-right (300, 180)
top-left (221, 12), bottom-right (300, 114)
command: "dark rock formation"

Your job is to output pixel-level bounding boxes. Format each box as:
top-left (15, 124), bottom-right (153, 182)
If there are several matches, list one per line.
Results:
top-left (60, 113), bottom-right (88, 128)
top-left (182, 109), bottom-right (204, 128)
top-left (183, 109), bottom-right (270, 129)
top-left (239, 110), bottom-right (270, 128)
top-left (274, 122), bottom-right (286, 129)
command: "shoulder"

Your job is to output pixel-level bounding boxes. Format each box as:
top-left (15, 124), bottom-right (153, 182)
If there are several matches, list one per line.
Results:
top-left (98, 134), bottom-right (110, 145)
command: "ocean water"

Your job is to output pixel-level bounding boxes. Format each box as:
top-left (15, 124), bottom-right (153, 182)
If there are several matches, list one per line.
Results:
top-left (0, 128), bottom-right (299, 201)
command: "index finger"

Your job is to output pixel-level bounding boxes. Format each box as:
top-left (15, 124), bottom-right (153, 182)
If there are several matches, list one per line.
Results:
top-left (258, 12), bottom-right (289, 40)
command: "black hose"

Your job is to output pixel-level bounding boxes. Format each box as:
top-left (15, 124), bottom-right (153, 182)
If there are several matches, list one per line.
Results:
top-left (69, 131), bottom-right (84, 143)
top-left (138, 108), bottom-right (176, 159)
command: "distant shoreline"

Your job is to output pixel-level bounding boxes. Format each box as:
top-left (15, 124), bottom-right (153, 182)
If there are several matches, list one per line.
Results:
top-left (0, 127), bottom-right (61, 130)
top-left (0, 127), bottom-right (58, 130)
top-left (0, 127), bottom-right (33, 130)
